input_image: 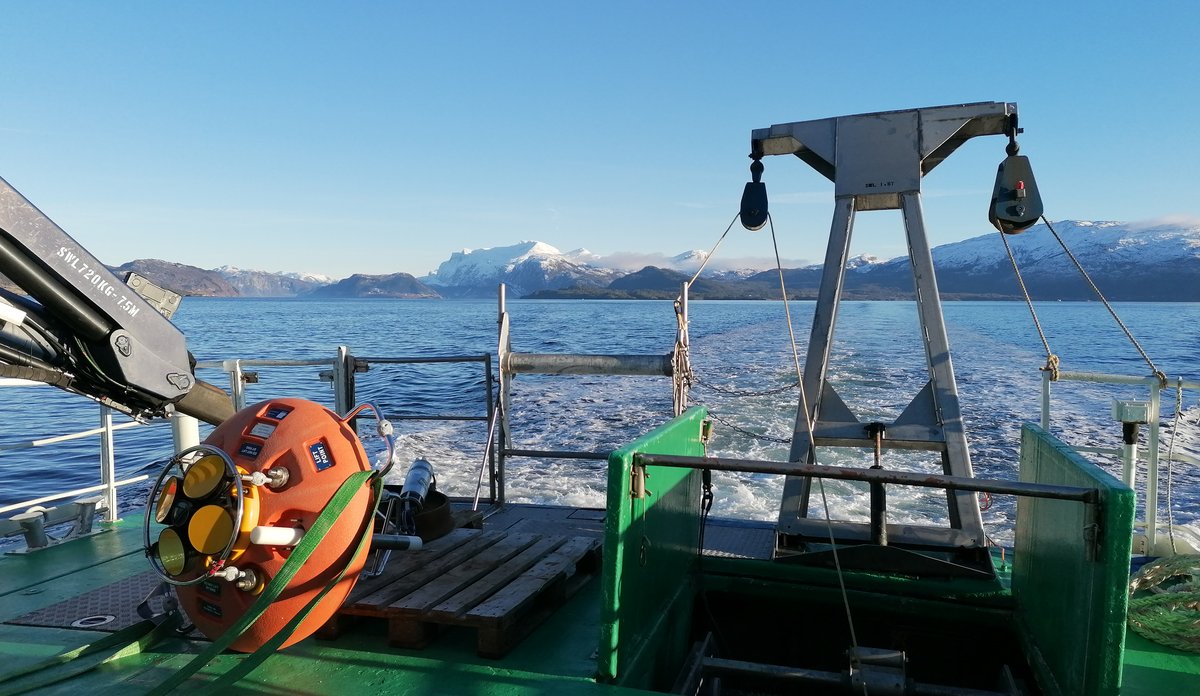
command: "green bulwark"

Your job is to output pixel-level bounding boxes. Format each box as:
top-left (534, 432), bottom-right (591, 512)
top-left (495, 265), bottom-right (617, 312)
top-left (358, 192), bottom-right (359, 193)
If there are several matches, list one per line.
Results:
top-left (1014, 424), bottom-right (1135, 696)
top-left (597, 407), bottom-right (708, 689)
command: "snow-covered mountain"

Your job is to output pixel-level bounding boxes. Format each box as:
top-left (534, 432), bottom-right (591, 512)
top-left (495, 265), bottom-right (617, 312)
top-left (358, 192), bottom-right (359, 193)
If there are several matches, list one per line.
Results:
top-left (421, 241), bottom-right (620, 297)
top-left (857, 220), bottom-right (1200, 300)
top-left (76, 219), bottom-right (1195, 300)
top-left (416, 221), bottom-right (1199, 300)
top-left (215, 265), bottom-right (334, 297)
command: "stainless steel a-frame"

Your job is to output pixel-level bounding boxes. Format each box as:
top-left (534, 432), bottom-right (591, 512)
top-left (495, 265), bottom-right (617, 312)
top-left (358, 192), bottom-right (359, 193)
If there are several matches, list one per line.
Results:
top-left (754, 102), bottom-right (1017, 552)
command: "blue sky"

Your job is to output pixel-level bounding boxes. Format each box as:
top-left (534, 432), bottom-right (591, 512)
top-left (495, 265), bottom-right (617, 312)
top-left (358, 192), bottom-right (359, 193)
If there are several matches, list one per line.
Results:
top-left (2, 2), bottom-right (1198, 279)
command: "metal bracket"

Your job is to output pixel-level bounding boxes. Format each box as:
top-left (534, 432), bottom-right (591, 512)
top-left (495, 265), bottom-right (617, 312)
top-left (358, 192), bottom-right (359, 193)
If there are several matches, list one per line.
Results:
top-left (631, 464), bottom-right (648, 499)
top-left (1084, 502), bottom-right (1102, 562)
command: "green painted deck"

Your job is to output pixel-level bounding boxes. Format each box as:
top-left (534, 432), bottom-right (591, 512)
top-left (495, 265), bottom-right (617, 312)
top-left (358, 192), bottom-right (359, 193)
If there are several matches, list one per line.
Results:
top-left (0, 511), bottom-right (649, 695)
top-left (2, 508), bottom-right (1199, 693)
top-left (3, 416), bottom-right (1199, 695)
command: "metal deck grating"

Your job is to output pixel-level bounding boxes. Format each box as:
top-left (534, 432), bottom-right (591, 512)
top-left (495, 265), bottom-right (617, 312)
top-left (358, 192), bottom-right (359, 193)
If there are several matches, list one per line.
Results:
top-left (6, 570), bottom-right (165, 634)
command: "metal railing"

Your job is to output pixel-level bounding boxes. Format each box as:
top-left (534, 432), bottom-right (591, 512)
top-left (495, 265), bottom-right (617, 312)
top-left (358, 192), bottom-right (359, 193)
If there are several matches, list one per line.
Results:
top-left (2, 346), bottom-right (500, 549)
top-left (191, 346), bottom-right (500, 506)
top-left (0, 379), bottom-right (148, 526)
top-left (1040, 370), bottom-right (1200, 553)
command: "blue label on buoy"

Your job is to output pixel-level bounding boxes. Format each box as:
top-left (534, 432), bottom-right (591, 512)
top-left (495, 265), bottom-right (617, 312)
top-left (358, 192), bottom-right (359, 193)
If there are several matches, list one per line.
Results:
top-left (266, 407), bottom-right (291, 420)
top-left (238, 442), bottom-right (261, 459)
top-left (310, 442), bottom-right (334, 471)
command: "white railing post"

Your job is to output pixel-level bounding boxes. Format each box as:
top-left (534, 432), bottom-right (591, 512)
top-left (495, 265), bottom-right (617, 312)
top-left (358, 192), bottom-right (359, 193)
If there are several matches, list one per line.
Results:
top-left (1144, 382), bottom-right (1162, 551)
top-left (333, 346), bottom-right (354, 416)
top-left (172, 412), bottom-right (201, 453)
top-left (223, 359), bottom-right (246, 410)
top-left (99, 405), bottom-right (118, 523)
top-left (1040, 370), bottom-right (1051, 430)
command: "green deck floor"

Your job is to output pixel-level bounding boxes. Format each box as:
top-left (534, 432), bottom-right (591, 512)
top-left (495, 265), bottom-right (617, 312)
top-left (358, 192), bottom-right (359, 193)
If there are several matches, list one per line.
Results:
top-left (3, 513), bottom-right (1199, 694)
top-left (0, 516), bottom-right (645, 695)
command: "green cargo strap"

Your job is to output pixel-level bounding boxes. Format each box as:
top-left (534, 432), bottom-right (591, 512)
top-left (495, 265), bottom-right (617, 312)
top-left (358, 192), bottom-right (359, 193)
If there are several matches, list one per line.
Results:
top-left (0, 614), bottom-right (180, 696)
top-left (148, 468), bottom-right (380, 695)
top-left (200, 474), bottom-right (385, 693)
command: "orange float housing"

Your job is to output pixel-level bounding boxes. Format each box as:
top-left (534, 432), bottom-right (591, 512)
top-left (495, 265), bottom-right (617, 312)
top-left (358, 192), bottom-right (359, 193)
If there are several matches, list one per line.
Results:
top-left (176, 397), bottom-right (374, 652)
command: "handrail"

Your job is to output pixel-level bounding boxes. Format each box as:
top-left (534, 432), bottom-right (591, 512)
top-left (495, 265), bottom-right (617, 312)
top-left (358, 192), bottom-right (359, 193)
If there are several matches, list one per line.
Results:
top-left (187, 347), bottom-right (500, 506)
top-left (3, 347), bottom-right (500, 531)
top-left (635, 453), bottom-right (1100, 503)
top-left (1040, 369), bottom-right (1197, 553)
top-left (0, 400), bottom-right (144, 525)
top-left (0, 420), bottom-right (140, 451)
top-left (0, 475), bottom-right (148, 516)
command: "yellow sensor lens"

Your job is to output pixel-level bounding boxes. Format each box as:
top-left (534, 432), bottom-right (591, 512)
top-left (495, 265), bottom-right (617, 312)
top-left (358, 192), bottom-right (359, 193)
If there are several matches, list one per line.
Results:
top-left (157, 527), bottom-right (188, 576)
top-left (154, 476), bottom-right (180, 524)
top-left (183, 454), bottom-right (227, 499)
top-left (188, 504), bottom-right (235, 555)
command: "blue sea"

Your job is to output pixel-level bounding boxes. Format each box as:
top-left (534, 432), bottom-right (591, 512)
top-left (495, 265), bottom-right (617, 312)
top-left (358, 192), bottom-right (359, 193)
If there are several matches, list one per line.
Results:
top-left (1, 298), bottom-right (1197, 545)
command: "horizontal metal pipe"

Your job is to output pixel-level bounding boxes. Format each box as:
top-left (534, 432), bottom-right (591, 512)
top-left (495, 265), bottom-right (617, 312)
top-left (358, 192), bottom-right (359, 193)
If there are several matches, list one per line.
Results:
top-left (502, 448), bottom-right (610, 461)
top-left (388, 415), bottom-right (488, 422)
top-left (359, 355), bottom-right (490, 365)
top-left (1054, 371), bottom-right (1162, 386)
top-left (195, 358), bottom-right (334, 369)
top-left (701, 657), bottom-right (843, 687)
top-left (0, 474), bottom-right (148, 515)
top-left (0, 420), bottom-right (141, 451)
top-left (635, 454), bottom-right (1099, 503)
top-left (506, 352), bottom-right (672, 376)
top-left (702, 657), bottom-right (1009, 696)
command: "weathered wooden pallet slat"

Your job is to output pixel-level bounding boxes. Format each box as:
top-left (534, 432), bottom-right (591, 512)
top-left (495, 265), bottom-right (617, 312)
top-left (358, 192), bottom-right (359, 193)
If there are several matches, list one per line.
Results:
top-left (327, 528), bottom-right (601, 657)
top-left (389, 532), bottom-right (544, 613)
top-left (426, 535), bottom-right (567, 619)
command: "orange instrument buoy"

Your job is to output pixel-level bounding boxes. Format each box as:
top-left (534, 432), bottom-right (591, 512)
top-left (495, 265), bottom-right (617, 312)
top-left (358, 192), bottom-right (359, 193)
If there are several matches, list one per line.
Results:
top-left (145, 398), bottom-right (382, 652)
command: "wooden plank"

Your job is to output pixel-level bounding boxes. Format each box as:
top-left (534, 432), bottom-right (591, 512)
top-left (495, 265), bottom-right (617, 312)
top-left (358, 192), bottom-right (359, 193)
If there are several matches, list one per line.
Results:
top-left (345, 530), bottom-right (504, 613)
top-left (465, 536), bottom-right (600, 624)
top-left (425, 535), bottom-right (568, 620)
top-left (346, 528), bottom-right (478, 605)
top-left (389, 532), bottom-right (543, 613)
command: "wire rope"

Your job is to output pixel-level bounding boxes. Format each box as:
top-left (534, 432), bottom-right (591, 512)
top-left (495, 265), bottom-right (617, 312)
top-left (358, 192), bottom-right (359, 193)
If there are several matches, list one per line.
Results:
top-left (1040, 216), bottom-right (1165, 384)
top-left (768, 213), bottom-right (861, 657)
top-left (998, 231), bottom-right (1059, 379)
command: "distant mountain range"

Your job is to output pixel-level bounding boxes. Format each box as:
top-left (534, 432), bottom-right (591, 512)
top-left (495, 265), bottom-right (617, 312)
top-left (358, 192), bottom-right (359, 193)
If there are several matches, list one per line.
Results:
top-left (5, 220), bottom-right (1192, 301)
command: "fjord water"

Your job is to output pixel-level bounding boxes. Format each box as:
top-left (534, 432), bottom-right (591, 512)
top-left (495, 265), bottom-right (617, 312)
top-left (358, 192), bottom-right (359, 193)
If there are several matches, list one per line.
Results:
top-left (1, 298), bottom-right (1197, 544)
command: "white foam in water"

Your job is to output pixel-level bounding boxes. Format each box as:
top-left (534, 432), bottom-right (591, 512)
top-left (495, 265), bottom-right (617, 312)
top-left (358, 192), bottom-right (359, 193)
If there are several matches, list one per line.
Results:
top-left (3, 298), bottom-right (1196, 552)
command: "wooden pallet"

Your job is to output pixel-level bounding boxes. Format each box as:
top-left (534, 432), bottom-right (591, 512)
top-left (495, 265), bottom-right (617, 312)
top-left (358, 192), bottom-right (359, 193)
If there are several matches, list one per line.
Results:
top-left (321, 527), bottom-right (601, 657)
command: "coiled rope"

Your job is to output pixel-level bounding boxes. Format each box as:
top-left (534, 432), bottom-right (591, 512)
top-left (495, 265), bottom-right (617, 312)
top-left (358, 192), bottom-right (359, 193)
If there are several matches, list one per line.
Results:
top-left (1127, 555), bottom-right (1200, 653)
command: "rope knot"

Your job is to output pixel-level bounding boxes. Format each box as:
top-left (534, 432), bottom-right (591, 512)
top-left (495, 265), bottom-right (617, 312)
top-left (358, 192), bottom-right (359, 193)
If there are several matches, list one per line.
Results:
top-left (1041, 354), bottom-right (1061, 381)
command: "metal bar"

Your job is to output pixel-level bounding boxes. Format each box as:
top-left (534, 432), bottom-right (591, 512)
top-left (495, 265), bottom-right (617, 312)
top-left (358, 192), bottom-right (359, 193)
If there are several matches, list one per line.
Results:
top-left (506, 352), bottom-right (672, 377)
top-left (780, 194), bottom-right (856, 524)
top-left (0, 475), bottom-right (149, 515)
top-left (474, 409), bottom-right (500, 511)
top-left (1146, 384), bottom-right (1162, 550)
top-left (357, 355), bottom-right (490, 364)
top-left (98, 406), bottom-right (117, 523)
top-left (171, 413), bottom-right (200, 453)
top-left (388, 415), bottom-right (492, 422)
top-left (196, 358), bottom-right (335, 369)
top-left (223, 359), bottom-right (247, 411)
top-left (638, 454), bottom-right (1099, 503)
top-left (902, 191), bottom-right (983, 541)
top-left (0, 378), bottom-right (44, 387)
top-left (501, 448), bottom-right (611, 461)
top-left (1167, 451), bottom-right (1200, 467)
top-left (333, 346), bottom-right (352, 416)
top-left (701, 656), bottom-right (843, 688)
top-left (0, 420), bottom-right (141, 451)
top-left (484, 352), bottom-right (498, 506)
top-left (1040, 370), bottom-right (1051, 430)
top-left (1053, 371), bottom-right (1164, 386)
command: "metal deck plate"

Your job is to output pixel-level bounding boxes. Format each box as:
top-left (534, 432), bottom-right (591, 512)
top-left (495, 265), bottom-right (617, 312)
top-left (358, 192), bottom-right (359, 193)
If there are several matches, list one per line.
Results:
top-left (6, 570), bottom-right (164, 633)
